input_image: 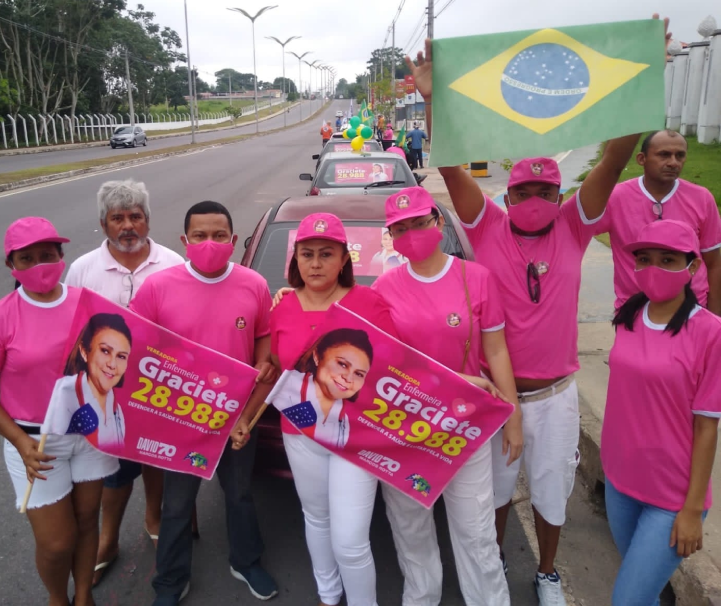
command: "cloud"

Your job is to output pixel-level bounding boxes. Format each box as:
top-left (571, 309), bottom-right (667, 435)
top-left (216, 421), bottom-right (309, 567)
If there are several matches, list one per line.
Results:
top-left (146, 0), bottom-right (714, 87)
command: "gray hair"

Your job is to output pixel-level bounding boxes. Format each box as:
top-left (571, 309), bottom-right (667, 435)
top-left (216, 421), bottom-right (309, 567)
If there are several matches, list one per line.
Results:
top-left (97, 180), bottom-right (150, 223)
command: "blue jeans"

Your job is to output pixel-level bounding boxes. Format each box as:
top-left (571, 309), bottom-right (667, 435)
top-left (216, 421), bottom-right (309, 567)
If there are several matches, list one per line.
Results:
top-left (605, 480), bottom-right (707, 606)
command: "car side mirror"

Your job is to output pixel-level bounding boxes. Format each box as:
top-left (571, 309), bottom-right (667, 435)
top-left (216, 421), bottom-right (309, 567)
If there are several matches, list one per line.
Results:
top-left (299, 173), bottom-right (313, 181)
top-left (244, 236), bottom-right (251, 249)
top-left (311, 154), bottom-right (320, 160)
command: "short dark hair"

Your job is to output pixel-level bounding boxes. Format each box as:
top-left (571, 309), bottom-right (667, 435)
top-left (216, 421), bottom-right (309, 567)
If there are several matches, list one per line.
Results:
top-left (287, 242), bottom-right (355, 288)
top-left (184, 201), bottom-right (233, 234)
top-left (640, 130), bottom-right (686, 155)
top-left (64, 313), bottom-right (133, 388)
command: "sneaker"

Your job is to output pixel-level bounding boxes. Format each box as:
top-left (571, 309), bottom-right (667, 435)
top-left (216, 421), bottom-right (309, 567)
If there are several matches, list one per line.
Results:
top-left (500, 551), bottom-right (508, 576)
top-left (152, 583), bottom-right (189, 606)
top-left (179, 582), bottom-right (190, 602)
top-left (535, 570), bottom-right (567, 606)
top-left (230, 564), bottom-right (279, 601)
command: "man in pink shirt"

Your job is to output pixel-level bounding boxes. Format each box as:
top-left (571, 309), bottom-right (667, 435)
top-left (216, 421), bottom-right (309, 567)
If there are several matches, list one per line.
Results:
top-left (130, 201), bottom-right (278, 606)
top-left (406, 37), bottom-right (648, 605)
top-left (596, 130), bottom-right (721, 314)
top-left (65, 179), bottom-right (183, 585)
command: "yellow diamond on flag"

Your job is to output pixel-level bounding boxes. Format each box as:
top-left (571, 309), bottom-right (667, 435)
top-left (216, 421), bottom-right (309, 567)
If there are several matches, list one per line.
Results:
top-left (449, 29), bottom-right (650, 135)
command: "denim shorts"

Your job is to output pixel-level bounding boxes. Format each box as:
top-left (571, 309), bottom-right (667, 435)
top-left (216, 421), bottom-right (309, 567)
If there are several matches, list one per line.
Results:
top-left (103, 458), bottom-right (143, 488)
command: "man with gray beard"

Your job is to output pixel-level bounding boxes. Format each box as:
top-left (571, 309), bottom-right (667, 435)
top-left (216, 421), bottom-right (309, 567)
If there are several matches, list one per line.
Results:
top-left (66, 179), bottom-right (183, 586)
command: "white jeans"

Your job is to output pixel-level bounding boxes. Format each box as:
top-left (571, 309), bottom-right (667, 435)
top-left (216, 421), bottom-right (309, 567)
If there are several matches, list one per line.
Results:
top-left (283, 433), bottom-right (379, 606)
top-left (382, 442), bottom-right (509, 606)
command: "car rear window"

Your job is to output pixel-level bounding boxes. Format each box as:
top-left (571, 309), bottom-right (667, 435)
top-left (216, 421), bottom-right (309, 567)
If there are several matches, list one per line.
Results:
top-left (250, 217), bottom-right (466, 294)
top-left (316, 158), bottom-right (413, 189)
top-left (324, 141), bottom-right (381, 154)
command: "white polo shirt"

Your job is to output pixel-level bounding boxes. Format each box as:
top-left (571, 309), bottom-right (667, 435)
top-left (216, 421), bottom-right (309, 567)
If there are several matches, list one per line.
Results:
top-left (65, 238), bottom-right (184, 307)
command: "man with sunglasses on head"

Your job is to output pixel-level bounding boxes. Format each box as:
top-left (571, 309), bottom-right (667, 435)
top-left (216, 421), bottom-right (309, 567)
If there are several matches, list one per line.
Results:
top-left (595, 129), bottom-right (721, 314)
top-left (65, 179), bottom-right (183, 586)
top-left (406, 37), bottom-right (646, 606)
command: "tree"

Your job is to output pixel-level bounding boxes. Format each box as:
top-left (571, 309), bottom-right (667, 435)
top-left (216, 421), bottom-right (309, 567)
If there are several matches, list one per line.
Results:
top-left (366, 47), bottom-right (410, 81)
top-left (273, 77), bottom-right (296, 94)
top-left (335, 78), bottom-right (349, 99)
top-left (214, 69), bottom-right (257, 93)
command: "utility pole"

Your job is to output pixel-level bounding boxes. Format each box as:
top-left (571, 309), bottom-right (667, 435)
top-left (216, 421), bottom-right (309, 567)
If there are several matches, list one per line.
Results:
top-left (191, 65), bottom-right (199, 127)
top-left (124, 48), bottom-right (135, 129)
top-left (229, 73), bottom-right (233, 106)
top-left (183, 0), bottom-right (196, 143)
top-left (427, 0), bottom-right (434, 39)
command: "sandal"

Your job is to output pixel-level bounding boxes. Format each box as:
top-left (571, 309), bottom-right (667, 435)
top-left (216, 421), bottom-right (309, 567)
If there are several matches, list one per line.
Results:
top-left (92, 552), bottom-right (118, 587)
top-left (144, 525), bottom-right (159, 548)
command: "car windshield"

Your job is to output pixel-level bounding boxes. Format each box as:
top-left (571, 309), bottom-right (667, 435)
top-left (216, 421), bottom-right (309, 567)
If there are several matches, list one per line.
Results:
top-left (251, 219), bottom-right (465, 294)
top-left (316, 158), bottom-right (412, 189)
top-left (114, 127), bottom-right (131, 135)
top-left (323, 141), bottom-right (381, 154)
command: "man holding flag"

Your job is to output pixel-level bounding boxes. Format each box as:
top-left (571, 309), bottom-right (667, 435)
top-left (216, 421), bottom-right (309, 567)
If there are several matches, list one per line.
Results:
top-left (402, 15), bottom-right (669, 606)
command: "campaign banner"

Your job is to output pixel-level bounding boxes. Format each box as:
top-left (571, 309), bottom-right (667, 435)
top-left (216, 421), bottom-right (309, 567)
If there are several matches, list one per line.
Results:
top-left (334, 161), bottom-right (396, 184)
top-left (330, 142), bottom-right (376, 152)
top-left (404, 74), bottom-right (416, 94)
top-left (40, 289), bottom-right (259, 480)
top-left (395, 80), bottom-right (406, 99)
top-left (285, 226), bottom-right (408, 279)
top-left (265, 305), bottom-right (514, 507)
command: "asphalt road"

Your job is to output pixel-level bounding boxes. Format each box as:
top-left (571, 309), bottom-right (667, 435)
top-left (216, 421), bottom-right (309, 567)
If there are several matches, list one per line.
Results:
top-left (0, 104), bottom-right (670, 605)
top-left (0, 99), bottom-right (330, 175)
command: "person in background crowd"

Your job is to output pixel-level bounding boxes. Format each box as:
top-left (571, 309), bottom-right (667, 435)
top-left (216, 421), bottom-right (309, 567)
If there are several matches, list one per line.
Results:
top-left (321, 122), bottom-right (333, 147)
top-left (602, 220), bottom-right (721, 605)
top-left (373, 187), bottom-right (520, 606)
top-left (595, 130), bottom-right (721, 315)
top-left (404, 21), bottom-right (663, 602)
top-left (65, 180), bottom-right (184, 586)
top-left (382, 125), bottom-right (395, 151)
top-left (407, 122), bottom-right (428, 169)
top-left (377, 114), bottom-right (386, 140)
top-left (237, 213), bottom-right (396, 606)
top-left (0, 217), bottom-right (119, 606)
top-left (131, 201), bottom-right (277, 606)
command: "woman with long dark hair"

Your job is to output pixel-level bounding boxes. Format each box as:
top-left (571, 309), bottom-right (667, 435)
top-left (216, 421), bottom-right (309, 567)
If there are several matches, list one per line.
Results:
top-left (603, 219), bottom-right (721, 605)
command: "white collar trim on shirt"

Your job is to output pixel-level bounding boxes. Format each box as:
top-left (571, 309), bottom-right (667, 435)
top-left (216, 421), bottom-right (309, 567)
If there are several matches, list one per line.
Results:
top-left (638, 176), bottom-right (680, 205)
top-left (406, 254), bottom-right (453, 283)
top-left (17, 283), bottom-right (68, 308)
top-left (642, 301), bottom-right (703, 331)
top-left (184, 260), bottom-right (234, 284)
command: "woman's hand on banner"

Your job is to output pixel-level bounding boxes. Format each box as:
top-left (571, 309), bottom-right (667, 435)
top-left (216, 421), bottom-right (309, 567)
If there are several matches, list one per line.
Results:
top-left (271, 287), bottom-right (294, 311)
top-left (229, 418), bottom-right (252, 450)
top-left (17, 435), bottom-right (55, 482)
top-left (502, 411), bottom-right (524, 466)
top-left (458, 374), bottom-right (509, 402)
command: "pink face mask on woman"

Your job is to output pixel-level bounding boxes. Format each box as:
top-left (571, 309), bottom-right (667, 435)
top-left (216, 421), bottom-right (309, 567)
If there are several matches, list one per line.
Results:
top-left (185, 240), bottom-right (234, 273)
top-left (507, 196), bottom-right (560, 233)
top-left (12, 261), bottom-right (66, 293)
top-left (392, 227), bottom-right (443, 262)
top-left (634, 264), bottom-right (692, 303)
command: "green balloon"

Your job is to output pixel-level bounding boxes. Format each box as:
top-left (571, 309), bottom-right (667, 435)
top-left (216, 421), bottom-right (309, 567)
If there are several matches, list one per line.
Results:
top-left (349, 116), bottom-right (361, 129)
top-left (347, 128), bottom-right (357, 139)
top-left (360, 126), bottom-right (373, 139)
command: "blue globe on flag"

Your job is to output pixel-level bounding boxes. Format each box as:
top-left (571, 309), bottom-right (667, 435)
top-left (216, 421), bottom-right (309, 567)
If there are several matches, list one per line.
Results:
top-left (501, 43), bottom-right (590, 119)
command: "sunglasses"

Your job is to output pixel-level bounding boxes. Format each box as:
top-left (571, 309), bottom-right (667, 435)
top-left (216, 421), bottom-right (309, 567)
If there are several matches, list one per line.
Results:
top-left (527, 262), bottom-right (541, 304)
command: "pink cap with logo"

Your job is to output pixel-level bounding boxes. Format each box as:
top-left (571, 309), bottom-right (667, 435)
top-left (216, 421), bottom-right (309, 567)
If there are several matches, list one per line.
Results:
top-left (4, 217), bottom-right (70, 258)
top-left (508, 157), bottom-right (562, 188)
top-left (624, 219), bottom-right (700, 256)
top-left (385, 187), bottom-right (435, 227)
top-left (296, 213), bottom-right (347, 245)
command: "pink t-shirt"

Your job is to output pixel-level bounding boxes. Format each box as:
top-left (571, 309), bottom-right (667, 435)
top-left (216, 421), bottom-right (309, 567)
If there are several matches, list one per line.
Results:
top-left (597, 177), bottom-right (721, 308)
top-left (601, 304), bottom-right (721, 511)
top-left (462, 194), bottom-right (599, 379)
top-left (130, 262), bottom-right (271, 364)
top-left (0, 285), bottom-right (81, 424)
top-left (270, 285), bottom-right (397, 434)
top-left (373, 255), bottom-right (505, 376)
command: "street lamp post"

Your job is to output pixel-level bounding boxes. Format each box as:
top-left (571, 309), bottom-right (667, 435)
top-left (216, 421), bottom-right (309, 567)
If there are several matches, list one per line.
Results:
top-left (228, 5), bottom-right (278, 134)
top-left (266, 35), bottom-right (300, 128)
top-left (183, 0), bottom-right (196, 143)
top-left (304, 59), bottom-right (319, 113)
top-left (289, 51), bottom-right (311, 121)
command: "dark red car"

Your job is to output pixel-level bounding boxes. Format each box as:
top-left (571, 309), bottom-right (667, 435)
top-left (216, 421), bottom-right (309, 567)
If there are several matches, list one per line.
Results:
top-left (240, 195), bottom-right (475, 475)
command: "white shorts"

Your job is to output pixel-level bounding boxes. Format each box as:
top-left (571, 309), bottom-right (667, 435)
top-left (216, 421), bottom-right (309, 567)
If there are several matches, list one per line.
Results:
top-left (491, 379), bottom-right (580, 526)
top-left (4, 434), bottom-right (120, 510)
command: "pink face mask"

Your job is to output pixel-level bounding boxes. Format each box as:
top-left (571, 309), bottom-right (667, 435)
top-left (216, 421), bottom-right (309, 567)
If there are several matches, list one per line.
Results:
top-left (507, 196), bottom-right (560, 233)
top-left (634, 264), bottom-right (692, 303)
top-left (12, 261), bottom-right (66, 294)
top-left (392, 226), bottom-right (443, 262)
top-left (185, 240), bottom-right (234, 274)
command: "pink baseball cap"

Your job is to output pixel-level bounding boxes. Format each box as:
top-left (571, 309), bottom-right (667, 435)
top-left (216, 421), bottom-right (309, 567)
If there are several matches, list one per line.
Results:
top-left (385, 187), bottom-right (435, 227)
top-left (624, 219), bottom-right (700, 255)
top-left (386, 146), bottom-right (407, 160)
top-left (296, 213), bottom-right (347, 245)
top-left (4, 217), bottom-right (70, 258)
top-left (508, 157), bottom-right (562, 188)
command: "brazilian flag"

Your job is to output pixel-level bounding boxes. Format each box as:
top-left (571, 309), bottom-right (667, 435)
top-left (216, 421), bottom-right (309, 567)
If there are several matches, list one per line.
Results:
top-left (430, 19), bottom-right (665, 167)
top-left (396, 126), bottom-right (408, 150)
top-left (360, 100), bottom-right (373, 126)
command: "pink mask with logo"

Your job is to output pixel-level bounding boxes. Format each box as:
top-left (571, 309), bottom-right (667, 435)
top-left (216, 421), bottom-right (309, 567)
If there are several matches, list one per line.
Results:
top-left (186, 240), bottom-right (234, 273)
top-left (507, 196), bottom-right (560, 233)
top-left (12, 261), bottom-right (66, 293)
top-left (634, 264), bottom-right (692, 303)
top-left (392, 227), bottom-right (443, 262)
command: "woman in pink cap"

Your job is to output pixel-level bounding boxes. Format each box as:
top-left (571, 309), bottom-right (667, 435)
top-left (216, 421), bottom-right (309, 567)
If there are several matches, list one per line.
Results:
top-left (0, 217), bottom-right (119, 606)
top-left (372, 186), bottom-right (521, 606)
top-left (233, 213), bottom-right (396, 606)
top-left (602, 219), bottom-right (721, 605)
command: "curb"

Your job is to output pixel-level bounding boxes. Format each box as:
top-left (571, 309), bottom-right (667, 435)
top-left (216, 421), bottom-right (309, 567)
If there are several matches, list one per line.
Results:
top-left (0, 102), bottom-right (330, 193)
top-left (0, 102), bottom-right (303, 157)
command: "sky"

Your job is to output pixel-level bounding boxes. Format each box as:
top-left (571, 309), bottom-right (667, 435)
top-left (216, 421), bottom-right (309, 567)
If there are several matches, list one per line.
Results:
top-left (145, 0), bottom-right (717, 89)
